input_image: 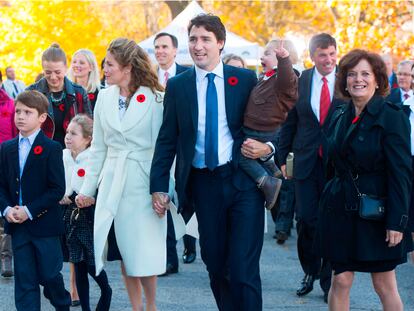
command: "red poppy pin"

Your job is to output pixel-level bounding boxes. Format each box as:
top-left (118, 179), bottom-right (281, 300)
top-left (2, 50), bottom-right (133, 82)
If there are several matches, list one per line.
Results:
top-left (88, 93), bottom-right (95, 101)
top-left (33, 145), bottom-right (43, 155)
top-left (228, 76), bottom-right (238, 86)
top-left (136, 94), bottom-right (146, 103)
top-left (265, 69), bottom-right (276, 77)
top-left (352, 116), bottom-right (360, 124)
top-left (58, 104), bottom-right (65, 112)
top-left (77, 168), bottom-right (85, 177)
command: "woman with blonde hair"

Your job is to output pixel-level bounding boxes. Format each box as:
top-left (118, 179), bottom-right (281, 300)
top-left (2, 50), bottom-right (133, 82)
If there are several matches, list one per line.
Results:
top-left (76, 38), bottom-right (168, 311)
top-left (68, 49), bottom-right (101, 110)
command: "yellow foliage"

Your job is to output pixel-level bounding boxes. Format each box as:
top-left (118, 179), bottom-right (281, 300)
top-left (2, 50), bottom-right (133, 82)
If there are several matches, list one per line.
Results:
top-left (0, 0), bottom-right (413, 82)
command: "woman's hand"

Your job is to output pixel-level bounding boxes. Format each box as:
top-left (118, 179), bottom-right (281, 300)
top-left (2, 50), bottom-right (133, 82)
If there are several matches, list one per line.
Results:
top-left (386, 230), bottom-right (403, 247)
top-left (75, 194), bottom-right (95, 208)
top-left (241, 138), bottom-right (272, 159)
top-left (59, 196), bottom-right (72, 205)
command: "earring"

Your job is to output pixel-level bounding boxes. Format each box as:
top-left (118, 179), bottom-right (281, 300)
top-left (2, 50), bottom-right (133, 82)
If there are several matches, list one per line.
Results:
top-left (376, 85), bottom-right (379, 89)
top-left (345, 87), bottom-right (348, 91)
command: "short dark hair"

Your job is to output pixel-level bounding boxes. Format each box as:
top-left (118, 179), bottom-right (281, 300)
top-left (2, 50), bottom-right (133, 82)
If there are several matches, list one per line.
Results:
top-left (336, 49), bottom-right (389, 99)
top-left (188, 14), bottom-right (226, 46)
top-left (15, 90), bottom-right (49, 115)
top-left (309, 33), bottom-right (336, 56)
top-left (154, 32), bottom-right (178, 48)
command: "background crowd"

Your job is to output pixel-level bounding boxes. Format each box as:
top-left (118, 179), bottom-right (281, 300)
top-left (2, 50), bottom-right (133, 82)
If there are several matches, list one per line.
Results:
top-left (0, 11), bottom-right (413, 311)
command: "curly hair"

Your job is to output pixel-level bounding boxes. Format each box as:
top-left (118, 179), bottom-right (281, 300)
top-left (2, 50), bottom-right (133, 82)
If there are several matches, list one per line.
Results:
top-left (107, 38), bottom-right (163, 97)
top-left (336, 49), bottom-right (389, 99)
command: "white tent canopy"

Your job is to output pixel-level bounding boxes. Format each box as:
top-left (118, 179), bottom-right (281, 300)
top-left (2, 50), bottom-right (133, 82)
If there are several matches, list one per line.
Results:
top-left (138, 0), bottom-right (261, 66)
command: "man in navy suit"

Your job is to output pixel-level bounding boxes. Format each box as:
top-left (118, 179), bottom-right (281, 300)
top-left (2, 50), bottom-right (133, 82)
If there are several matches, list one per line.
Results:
top-left (386, 60), bottom-right (414, 106)
top-left (153, 32), bottom-right (197, 274)
top-left (278, 33), bottom-right (343, 302)
top-left (0, 90), bottom-right (71, 311)
top-left (150, 14), bottom-right (272, 310)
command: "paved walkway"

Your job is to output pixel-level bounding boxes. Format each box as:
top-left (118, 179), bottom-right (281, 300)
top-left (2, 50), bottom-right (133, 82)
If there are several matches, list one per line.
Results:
top-left (0, 213), bottom-right (413, 310)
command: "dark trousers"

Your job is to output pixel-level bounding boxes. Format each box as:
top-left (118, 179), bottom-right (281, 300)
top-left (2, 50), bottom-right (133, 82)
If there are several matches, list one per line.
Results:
top-left (12, 228), bottom-right (70, 311)
top-left (239, 128), bottom-right (279, 182)
top-left (190, 164), bottom-right (264, 311)
top-left (166, 211), bottom-right (196, 267)
top-left (295, 158), bottom-right (331, 293)
top-left (271, 179), bottom-right (295, 233)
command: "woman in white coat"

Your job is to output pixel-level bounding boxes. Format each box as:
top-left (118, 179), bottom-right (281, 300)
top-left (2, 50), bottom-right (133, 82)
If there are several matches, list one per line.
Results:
top-left (76, 38), bottom-right (166, 311)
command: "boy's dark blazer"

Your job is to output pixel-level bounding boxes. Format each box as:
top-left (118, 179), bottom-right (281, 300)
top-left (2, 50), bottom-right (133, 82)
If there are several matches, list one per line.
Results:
top-left (0, 130), bottom-right (65, 237)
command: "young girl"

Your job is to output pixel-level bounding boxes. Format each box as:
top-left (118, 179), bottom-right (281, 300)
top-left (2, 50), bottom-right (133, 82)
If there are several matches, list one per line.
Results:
top-left (60, 114), bottom-right (112, 311)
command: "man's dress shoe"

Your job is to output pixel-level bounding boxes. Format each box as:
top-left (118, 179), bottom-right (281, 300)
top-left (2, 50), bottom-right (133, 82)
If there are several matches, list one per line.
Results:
top-left (1, 257), bottom-right (13, 277)
top-left (182, 249), bottom-right (196, 264)
top-left (159, 263), bottom-right (178, 277)
top-left (296, 274), bottom-right (315, 296)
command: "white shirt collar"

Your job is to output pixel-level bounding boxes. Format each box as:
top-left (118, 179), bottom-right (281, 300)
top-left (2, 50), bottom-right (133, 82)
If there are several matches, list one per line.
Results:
top-left (195, 61), bottom-right (224, 83)
top-left (314, 67), bottom-right (336, 83)
top-left (158, 63), bottom-right (177, 78)
top-left (403, 95), bottom-right (414, 111)
top-left (19, 129), bottom-right (41, 146)
top-left (401, 89), bottom-right (413, 97)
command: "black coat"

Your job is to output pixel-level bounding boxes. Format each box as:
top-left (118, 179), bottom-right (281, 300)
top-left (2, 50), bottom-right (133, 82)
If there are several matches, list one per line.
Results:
top-left (319, 96), bottom-right (412, 263)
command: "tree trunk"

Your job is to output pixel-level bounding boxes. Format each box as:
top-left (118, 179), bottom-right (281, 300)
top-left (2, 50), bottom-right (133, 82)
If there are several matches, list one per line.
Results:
top-left (165, 1), bottom-right (191, 18)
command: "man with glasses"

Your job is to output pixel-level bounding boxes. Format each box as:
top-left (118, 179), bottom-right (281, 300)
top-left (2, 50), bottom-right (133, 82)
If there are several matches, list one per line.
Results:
top-left (386, 60), bottom-right (414, 106)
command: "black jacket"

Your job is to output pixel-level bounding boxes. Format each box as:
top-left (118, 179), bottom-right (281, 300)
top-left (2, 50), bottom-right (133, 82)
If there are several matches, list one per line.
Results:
top-left (319, 96), bottom-right (412, 262)
top-left (278, 67), bottom-right (344, 180)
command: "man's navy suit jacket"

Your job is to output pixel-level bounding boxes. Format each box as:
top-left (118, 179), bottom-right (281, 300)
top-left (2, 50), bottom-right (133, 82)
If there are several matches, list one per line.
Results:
top-left (0, 130), bottom-right (65, 237)
top-left (150, 64), bottom-right (257, 215)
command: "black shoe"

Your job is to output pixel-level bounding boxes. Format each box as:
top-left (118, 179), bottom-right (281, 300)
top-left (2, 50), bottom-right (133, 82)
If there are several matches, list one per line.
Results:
top-left (159, 263), bottom-right (178, 277)
top-left (275, 231), bottom-right (289, 245)
top-left (71, 300), bottom-right (81, 307)
top-left (323, 291), bottom-right (329, 303)
top-left (1, 257), bottom-right (13, 277)
top-left (296, 274), bottom-right (315, 296)
top-left (96, 287), bottom-right (112, 311)
top-left (259, 176), bottom-right (282, 210)
top-left (182, 249), bottom-right (196, 264)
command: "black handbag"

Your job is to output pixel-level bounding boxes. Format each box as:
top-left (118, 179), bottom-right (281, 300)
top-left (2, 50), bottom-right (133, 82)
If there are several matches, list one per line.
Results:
top-left (350, 173), bottom-right (386, 221)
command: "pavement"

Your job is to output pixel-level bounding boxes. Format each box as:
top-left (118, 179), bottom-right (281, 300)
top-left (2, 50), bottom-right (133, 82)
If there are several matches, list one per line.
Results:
top-left (0, 212), bottom-right (413, 310)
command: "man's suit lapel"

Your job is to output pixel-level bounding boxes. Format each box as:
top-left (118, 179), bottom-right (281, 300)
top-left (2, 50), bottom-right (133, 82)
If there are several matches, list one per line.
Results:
top-left (9, 137), bottom-right (20, 179)
top-left (22, 131), bottom-right (45, 176)
top-left (305, 68), bottom-right (319, 125)
top-left (183, 68), bottom-right (198, 132)
top-left (223, 65), bottom-right (236, 128)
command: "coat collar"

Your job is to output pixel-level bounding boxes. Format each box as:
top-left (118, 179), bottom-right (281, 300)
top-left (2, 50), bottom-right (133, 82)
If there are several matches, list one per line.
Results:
top-left (103, 85), bottom-right (158, 134)
top-left (34, 76), bottom-right (77, 97)
top-left (364, 95), bottom-right (384, 116)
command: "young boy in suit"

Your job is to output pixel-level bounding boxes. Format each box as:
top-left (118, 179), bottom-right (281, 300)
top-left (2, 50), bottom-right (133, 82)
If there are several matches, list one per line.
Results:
top-left (0, 90), bottom-right (71, 311)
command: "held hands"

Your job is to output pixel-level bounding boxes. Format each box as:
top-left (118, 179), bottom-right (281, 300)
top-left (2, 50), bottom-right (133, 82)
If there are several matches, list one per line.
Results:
top-left (386, 230), bottom-right (403, 247)
top-left (274, 41), bottom-right (289, 59)
top-left (59, 196), bottom-right (72, 205)
top-left (241, 138), bottom-right (272, 160)
top-left (6, 206), bottom-right (28, 224)
top-left (152, 192), bottom-right (170, 218)
top-left (75, 194), bottom-right (95, 208)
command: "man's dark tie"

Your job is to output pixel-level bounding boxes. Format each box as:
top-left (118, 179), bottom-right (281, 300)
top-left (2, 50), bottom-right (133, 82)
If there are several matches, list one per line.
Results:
top-left (319, 77), bottom-right (331, 157)
top-left (12, 81), bottom-right (19, 98)
top-left (404, 93), bottom-right (410, 101)
top-left (205, 73), bottom-right (218, 170)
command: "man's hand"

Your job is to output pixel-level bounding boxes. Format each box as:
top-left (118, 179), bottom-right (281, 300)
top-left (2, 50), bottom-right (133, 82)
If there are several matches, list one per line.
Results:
top-left (241, 138), bottom-right (272, 160)
top-left (5, 206), bottom-right (20, 223)
top-left (280, 164), bottom-right (292, 180)
top-left (152, 192), bottom-right (170, 218)
top-left (13, 206), bottom-right (29, 223)
top-left (386, 230), bottom-right (403, 247)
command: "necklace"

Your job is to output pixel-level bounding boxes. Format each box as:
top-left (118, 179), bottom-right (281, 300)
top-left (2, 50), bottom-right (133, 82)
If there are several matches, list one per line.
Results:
top-left (49, 91), bottom-right (66, 104)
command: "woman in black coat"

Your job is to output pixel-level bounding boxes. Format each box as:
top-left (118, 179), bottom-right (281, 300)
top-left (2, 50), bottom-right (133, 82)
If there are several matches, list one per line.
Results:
top-left (319, 49), bottom-right (412, 310)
